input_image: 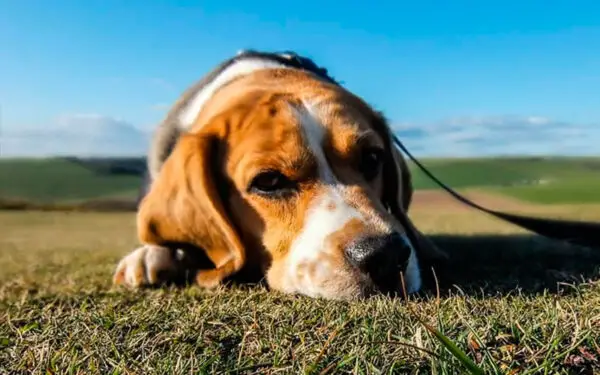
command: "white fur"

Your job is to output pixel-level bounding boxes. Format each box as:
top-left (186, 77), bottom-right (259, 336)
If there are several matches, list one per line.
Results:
top-left (285, 192), bottom-right (363, 297)
top-left (114, 245), bottom-right (177, 287)
top-left (285, 101), bottom-right (422, 296)
top-left (177, 59), bottom-right (289, 128)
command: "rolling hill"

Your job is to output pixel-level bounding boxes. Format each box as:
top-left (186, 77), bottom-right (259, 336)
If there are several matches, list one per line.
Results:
top-left (1, 156), bottom-right (599, 205)
top-left (0, 157), bottom-right (144, 203)
top-left (409, 156), bottom-right (600, 204)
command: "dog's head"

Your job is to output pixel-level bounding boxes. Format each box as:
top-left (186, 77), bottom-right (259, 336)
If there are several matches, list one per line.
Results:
top-left (137, 69), bottom-right (442, 299)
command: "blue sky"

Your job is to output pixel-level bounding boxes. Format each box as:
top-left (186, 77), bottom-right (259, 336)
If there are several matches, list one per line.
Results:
top-left (2, 0), bottom-right (600, 157)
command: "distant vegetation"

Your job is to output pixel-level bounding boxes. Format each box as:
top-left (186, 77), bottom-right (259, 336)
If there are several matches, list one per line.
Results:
top-left (409, 156), bottom-right (600, 204)
top-left (1, 155), bottom-right (599, 208)
top-left (0, 157), bottom-right (144, 204)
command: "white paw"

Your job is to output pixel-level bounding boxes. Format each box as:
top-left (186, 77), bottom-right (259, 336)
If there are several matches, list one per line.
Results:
top-left (113, 245), bottom-right (181, 287)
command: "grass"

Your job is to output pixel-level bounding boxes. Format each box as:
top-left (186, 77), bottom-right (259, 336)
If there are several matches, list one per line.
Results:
top-left (2, 202), bottom-right (600, 374)
top-left (492, 177), bottom-right (600, 205)
top-left (0, 158), bottom-right (141, 203)
top-left (409, 156), bottom-right (600, 205)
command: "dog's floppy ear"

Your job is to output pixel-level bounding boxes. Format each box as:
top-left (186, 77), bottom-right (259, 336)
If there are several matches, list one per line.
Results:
top-left (388, 143), bottom-right (449, 263)
top-left (136, 131), bottom-right (245, 288)
top-left (375, 113), bottom-right (449, 264)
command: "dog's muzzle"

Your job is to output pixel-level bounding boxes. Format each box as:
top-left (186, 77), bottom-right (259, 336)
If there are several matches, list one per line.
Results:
top-left (345, 233), bottom-right (413, 291)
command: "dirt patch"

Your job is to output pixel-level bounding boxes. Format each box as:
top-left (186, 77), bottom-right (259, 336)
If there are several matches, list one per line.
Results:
top-left (410, 189), bottom-right (540, 213)
top-left (411, 189), bottom-right (600, 222)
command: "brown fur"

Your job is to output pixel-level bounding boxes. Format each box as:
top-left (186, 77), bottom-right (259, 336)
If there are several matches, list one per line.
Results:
top-left (137, 132), bottom-right (246, 287)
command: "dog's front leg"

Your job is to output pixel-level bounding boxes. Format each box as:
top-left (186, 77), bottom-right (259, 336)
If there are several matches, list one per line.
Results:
top-left (112, 245), bottom-right (198, 288)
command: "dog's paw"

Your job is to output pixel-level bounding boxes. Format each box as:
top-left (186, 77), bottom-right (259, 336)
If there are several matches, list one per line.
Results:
top-left (112, 245), bottom-right (181, 287)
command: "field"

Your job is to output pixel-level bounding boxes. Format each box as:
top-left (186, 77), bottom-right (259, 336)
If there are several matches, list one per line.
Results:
top-left (3, 156), bottom-right (600, 206)
top-left (1, 157), bottom-right (600, 373)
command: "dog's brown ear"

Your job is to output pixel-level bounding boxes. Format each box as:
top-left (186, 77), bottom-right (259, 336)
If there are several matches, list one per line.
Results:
top-left (389, 144), bottom-right (449, 263)
top-left (375, 113), bottom-right (449, 264)
top-left (136, 131), bottom-right (245, 288)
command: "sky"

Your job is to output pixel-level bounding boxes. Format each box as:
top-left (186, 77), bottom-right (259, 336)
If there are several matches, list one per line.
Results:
top-left (1, 0), bottom-right (600, 157)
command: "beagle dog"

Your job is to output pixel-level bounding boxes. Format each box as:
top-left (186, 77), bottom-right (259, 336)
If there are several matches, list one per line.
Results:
top-left (113, 50), bottom-right (446, 300)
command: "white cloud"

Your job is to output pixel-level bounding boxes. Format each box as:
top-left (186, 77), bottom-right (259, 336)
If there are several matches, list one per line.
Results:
top-left (392, 115), bottom-right (600, 157)
top-left (0, 114), bottom-right (151, 157)
top-left (2, 113), bottom-right (599, 158)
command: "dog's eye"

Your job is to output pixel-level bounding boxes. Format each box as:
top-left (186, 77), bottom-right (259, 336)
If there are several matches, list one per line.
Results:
top-left (248, 170), bottom-right (296, 197)
top-left (359, 147), bottom-right (385, 181)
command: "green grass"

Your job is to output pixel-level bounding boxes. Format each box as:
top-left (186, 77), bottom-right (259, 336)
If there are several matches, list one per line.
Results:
top-left (0, 158), bottom-right (142, 203)
top-left (408, 156), bottom-right (600, 204)
top-left (492, 177), bottom-right (600, 205)
top-left (1, 208), bottom-right (600, 374)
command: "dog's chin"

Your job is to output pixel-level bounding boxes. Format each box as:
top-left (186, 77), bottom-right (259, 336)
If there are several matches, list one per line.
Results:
top-left (318, 271), bottom-right (406, 301)
top-left (264, 258), bottom-right (414, 300)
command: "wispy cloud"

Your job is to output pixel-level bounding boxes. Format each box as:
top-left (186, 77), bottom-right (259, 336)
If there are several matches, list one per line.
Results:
top-left (1, 114), bottom-right (151, 157)
top-left (393, 115), bottom-right (600, 157)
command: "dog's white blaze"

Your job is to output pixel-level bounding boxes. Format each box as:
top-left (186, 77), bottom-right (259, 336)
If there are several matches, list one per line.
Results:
top-left (286, 101), bottom-right (422, 296)
top-left (286, 192), bottom-right (363, 296)
top-left (177, 59), bottom-right (289, 127)
top-left (282, 102), bottom-right (365, 296)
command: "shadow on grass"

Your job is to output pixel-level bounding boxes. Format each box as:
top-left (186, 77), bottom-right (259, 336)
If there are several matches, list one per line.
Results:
top-left (420, 234), bottom-right (600, 298)
top-left (148, 234), bottom-right (600, 300)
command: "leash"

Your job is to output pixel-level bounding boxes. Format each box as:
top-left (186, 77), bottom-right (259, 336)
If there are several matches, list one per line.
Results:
top-left (273, 50), bottom-right (600, 249)
top-left (392, 135), bottom-right (600, 249)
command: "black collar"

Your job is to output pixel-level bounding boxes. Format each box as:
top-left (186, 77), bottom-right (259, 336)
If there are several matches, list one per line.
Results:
top-left (234, 49), bottom-right (340, 85)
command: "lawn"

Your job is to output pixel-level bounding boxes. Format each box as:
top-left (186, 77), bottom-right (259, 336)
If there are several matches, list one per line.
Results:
top-left (1, 197), bottom-right (600, 374)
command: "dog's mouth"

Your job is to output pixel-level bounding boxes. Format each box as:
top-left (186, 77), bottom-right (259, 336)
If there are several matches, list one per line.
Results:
top-left (365, 270), bottom-right (406, 298)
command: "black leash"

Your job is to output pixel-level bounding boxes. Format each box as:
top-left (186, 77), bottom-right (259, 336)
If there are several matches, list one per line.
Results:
top-left (392, 135), bottom-right (600, 249)
top-left (259, 50), bottom-right (600, 250)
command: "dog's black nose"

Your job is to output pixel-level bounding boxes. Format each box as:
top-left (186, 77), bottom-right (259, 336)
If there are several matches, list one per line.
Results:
top-left (345, 233), bottom-right (413, 275)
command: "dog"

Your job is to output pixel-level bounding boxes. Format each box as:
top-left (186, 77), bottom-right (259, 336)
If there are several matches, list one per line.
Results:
top-left (112, 50), bottom-right (447, 300)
